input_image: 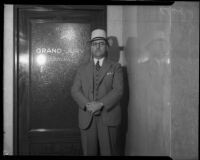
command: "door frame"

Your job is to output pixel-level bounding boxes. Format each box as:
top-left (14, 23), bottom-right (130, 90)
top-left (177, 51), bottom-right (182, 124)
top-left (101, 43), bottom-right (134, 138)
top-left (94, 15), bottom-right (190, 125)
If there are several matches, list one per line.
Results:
top-left (13, 5), bottom-right (107, 155)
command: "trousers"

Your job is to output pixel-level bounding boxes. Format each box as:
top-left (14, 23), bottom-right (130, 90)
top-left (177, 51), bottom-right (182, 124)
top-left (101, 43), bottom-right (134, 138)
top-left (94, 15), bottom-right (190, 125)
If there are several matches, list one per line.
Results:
top-left (80, 115), bottom-right (119, 156)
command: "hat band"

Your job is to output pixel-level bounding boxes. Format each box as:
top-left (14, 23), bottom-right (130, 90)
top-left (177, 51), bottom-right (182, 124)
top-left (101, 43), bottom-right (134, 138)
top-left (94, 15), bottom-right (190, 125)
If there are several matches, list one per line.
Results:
top-left (91, 37), bottom-right (106, 42)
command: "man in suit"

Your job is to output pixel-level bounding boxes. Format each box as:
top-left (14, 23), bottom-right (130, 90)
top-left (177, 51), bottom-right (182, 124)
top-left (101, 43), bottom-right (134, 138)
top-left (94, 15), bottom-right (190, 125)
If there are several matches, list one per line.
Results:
top-left (71, 29), bottom-right (123, 156)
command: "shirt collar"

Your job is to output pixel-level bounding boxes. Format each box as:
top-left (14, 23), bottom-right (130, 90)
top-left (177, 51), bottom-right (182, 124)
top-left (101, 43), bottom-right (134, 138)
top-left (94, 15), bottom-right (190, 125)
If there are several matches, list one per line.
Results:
top-left (94, 57), bottom-right (104, 67)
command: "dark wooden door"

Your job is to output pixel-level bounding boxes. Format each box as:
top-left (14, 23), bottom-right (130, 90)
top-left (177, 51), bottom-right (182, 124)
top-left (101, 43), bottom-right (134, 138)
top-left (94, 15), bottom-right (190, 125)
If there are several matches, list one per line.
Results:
top-left (14, 5), bottom-right (106, 155)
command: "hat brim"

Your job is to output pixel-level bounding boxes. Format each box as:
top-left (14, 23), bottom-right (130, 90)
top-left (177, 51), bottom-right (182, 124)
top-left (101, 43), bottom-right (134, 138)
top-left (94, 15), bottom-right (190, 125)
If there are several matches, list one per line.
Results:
top-left (89, 37), bottom-right (107, 42)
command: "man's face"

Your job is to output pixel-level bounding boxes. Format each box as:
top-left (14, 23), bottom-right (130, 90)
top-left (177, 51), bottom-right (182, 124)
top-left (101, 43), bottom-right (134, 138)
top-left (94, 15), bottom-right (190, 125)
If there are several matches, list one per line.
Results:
top-left (91, 39), bottom-right (107, 59)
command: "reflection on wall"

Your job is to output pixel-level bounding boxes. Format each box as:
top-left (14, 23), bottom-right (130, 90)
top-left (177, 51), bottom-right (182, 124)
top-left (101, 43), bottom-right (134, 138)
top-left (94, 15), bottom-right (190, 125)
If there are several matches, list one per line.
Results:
top-left (124, 2), bottom-right (198, 159)
top-left (125, 5), bottom-right (171, 156)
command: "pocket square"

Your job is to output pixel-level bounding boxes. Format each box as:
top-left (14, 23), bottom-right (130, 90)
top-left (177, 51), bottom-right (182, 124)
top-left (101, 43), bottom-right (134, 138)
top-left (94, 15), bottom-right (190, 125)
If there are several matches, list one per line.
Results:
top-left (106, 72), bottom-right (113, 75)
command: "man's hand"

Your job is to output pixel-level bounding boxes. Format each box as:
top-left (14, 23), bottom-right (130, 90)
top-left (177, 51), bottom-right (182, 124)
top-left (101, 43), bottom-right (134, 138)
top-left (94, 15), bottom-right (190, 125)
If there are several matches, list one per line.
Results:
top-left (85, 102), bottom-right (95, 113)
top-left (86, 101), bottom-right (104, 115)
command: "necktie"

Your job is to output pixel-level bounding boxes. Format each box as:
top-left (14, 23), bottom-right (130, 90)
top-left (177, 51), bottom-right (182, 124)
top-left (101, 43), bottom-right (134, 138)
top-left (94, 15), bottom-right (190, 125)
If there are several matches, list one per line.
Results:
top-left (96, 60), bottom-right (101, 71)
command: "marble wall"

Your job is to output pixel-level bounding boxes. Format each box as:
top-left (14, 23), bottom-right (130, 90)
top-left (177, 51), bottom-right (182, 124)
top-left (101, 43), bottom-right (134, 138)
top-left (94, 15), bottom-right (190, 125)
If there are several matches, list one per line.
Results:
top-left (124, 2), bottom-right (199, 159)
top-left (125, 5), bottom-right (171, 156)
top-left (3, 5), bottom-right (14, 155)
top-left (170, 2), bottom-right (199, 160)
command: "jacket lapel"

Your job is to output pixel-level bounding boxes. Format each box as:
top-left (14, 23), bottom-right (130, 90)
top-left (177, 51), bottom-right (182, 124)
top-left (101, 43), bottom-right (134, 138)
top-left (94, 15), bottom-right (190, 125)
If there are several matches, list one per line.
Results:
top-left (97, 58), bottom-right (111, 87)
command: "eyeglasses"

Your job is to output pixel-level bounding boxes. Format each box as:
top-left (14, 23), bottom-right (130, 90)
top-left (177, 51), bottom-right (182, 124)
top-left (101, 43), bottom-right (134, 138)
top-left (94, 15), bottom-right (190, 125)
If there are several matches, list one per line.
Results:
top-left (91, 42), bottom-right (106, 47)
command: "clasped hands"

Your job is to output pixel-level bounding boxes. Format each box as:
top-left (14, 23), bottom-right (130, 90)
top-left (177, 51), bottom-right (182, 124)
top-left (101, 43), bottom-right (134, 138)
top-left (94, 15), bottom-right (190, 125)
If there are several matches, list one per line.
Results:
top-left (85, 101), bottom-right (104, 115)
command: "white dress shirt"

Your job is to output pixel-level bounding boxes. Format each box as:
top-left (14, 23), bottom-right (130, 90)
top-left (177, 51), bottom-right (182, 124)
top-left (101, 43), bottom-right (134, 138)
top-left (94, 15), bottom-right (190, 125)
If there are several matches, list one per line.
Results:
top-left (93, 57), bottom-right (104, 67)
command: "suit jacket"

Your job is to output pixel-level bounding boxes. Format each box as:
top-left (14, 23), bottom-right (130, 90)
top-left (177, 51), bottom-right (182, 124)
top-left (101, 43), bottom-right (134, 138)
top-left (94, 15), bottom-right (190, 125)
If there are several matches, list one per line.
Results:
top-left (71, 58), bottom-right (123, 129)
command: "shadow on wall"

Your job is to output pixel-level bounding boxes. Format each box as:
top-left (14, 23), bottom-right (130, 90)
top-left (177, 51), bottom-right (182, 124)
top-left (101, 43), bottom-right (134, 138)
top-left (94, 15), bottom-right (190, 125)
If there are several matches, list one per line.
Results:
top-left (124, 34), bottom-right (171, 155)
top-left (107, 36), bottom-right (129, 156)
top-left (123, 37), bottom-right (141, 155)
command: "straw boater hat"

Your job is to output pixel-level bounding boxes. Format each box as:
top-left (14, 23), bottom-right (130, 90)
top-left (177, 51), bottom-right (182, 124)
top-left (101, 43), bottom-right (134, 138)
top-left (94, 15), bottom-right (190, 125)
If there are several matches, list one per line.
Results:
top-left (90, 29), bottom-right (107, 42)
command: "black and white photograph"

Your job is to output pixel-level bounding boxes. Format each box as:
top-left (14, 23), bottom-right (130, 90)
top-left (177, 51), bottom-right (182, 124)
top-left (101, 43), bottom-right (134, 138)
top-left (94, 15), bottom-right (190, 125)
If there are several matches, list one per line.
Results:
top-left (3, 1), bottom-right (199, 159)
